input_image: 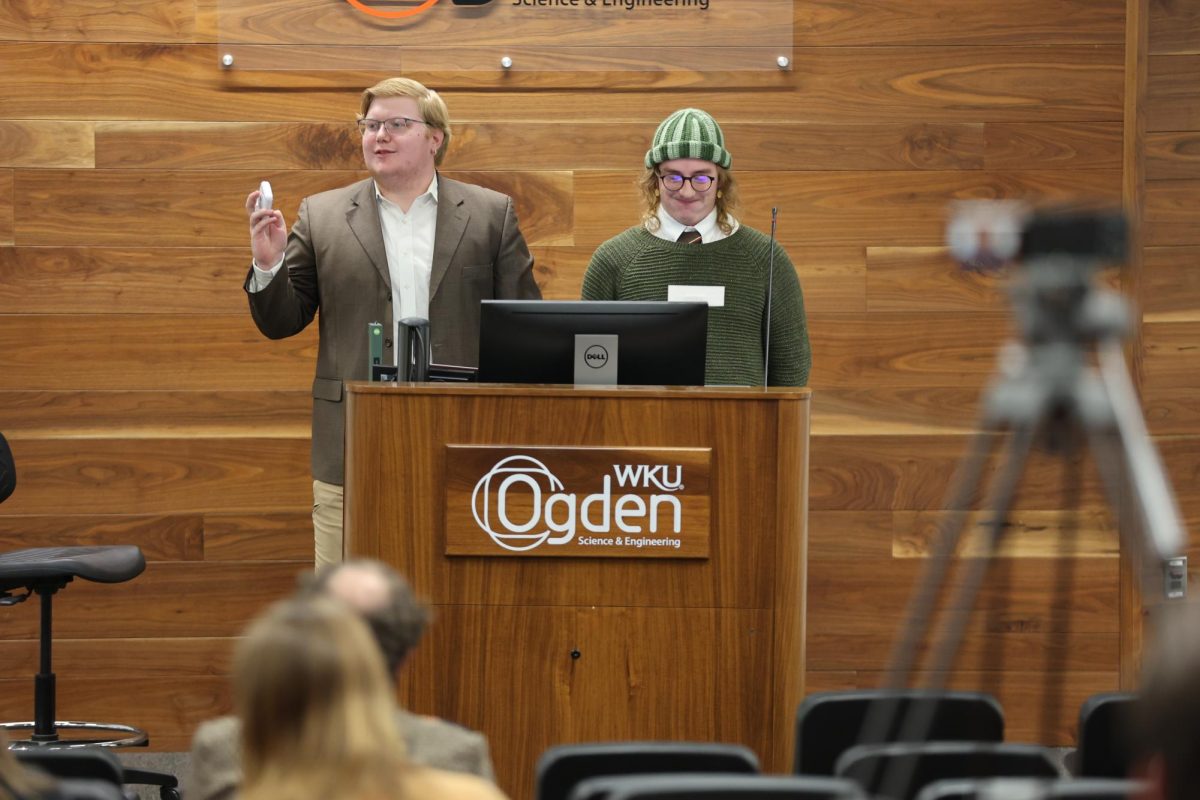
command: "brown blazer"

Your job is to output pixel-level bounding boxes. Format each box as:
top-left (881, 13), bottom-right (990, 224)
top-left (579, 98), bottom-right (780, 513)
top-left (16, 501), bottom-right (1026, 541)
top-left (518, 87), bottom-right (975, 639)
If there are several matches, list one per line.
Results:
top-left (245, 176), bottom-right (541, 484)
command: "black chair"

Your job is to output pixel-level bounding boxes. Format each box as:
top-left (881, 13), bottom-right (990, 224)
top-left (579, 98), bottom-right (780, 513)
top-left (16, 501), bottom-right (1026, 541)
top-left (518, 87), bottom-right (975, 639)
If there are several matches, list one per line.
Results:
top-left (914, 777), bottom-right (1148, 799)
top-left (16, 748), bottom-right (133, 800)
top-left (1075, 693), bottom-right (1136, 779)
top-left (794, 690), bottom-right (1005, 777)
top-left (835, 742), bottom-right (1063, 800)
top-left (536, 741), bottom-right (759, 800)
top-left (571, 773), bottom-right (867, 800)
top-left (0, 546), bottom-right (181, 800)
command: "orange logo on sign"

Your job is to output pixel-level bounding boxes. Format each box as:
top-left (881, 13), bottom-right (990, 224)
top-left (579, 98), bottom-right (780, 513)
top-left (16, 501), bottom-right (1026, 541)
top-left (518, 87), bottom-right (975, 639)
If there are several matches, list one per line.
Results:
top-left (344, 0), bottom-right (440, 20)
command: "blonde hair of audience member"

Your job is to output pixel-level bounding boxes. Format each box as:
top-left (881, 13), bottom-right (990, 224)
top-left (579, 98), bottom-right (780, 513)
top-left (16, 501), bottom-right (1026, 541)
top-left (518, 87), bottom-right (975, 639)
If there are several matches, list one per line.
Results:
top-left (0, 731), bottom-right (56, 800)
top-left (236, 597), bottom-right (408, 800)
top-left (235, 597), bottom-right (505, 800)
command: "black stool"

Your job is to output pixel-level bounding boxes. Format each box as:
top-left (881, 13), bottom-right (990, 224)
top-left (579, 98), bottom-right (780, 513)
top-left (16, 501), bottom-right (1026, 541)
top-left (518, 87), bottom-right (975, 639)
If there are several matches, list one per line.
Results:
top-left (0, 546), bottom-right (148, 748)
top-left (1, 546), bottom-right (181, 799)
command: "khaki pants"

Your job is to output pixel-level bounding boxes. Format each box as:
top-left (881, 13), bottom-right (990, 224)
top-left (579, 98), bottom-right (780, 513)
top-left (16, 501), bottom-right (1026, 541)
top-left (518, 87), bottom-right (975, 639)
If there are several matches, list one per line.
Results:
top-left (312, 479), bottom-right (344, 571)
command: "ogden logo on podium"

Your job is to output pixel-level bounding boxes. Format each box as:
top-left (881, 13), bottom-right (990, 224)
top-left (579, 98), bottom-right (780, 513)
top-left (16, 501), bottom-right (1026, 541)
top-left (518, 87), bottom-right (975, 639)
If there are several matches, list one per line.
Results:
top-left (444, 446), bottom-right (712, 558)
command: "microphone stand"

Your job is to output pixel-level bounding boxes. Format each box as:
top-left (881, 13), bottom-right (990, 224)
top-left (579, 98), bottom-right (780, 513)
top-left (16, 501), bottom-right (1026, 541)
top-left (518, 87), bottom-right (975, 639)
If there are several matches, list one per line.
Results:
top-left (851, 208), bottom-right (1186, 799)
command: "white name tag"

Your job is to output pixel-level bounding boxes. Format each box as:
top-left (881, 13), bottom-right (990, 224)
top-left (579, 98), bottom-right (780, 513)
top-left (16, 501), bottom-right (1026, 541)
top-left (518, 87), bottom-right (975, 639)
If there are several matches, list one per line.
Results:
top-left (667, 284), bottom-right (725, 307)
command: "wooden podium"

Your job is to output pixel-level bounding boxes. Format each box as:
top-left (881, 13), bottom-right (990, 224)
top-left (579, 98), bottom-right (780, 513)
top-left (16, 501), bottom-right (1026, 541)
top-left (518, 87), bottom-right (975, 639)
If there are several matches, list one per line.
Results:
top-left (345, 382), bottom-right (811, 798)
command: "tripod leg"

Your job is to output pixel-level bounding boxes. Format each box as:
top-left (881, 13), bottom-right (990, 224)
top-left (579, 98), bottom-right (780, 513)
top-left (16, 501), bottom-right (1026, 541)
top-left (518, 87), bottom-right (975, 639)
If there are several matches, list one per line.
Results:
top-left (877, 421), bottom-right (1038, 800)
top-left (856, 423), bottom-right (1005, 758)
top-left (1096, 340), bottom-right (1185, 562)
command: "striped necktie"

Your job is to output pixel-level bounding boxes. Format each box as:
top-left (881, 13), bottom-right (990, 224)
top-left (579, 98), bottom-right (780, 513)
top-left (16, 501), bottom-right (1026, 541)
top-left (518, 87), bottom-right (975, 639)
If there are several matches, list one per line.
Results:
top-left (676, 229), bottom-right (703, 245)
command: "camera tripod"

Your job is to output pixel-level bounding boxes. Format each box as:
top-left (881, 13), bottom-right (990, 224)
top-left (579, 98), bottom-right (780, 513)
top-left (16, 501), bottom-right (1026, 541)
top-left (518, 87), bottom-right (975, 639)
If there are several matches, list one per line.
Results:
top-left (853, 208), bottom-right (1186, 799)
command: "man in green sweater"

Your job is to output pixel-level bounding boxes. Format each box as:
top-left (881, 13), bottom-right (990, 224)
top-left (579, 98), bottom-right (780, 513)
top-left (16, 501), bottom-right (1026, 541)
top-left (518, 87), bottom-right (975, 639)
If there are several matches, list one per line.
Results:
top-left (581, 108), bottom-right (811, 387)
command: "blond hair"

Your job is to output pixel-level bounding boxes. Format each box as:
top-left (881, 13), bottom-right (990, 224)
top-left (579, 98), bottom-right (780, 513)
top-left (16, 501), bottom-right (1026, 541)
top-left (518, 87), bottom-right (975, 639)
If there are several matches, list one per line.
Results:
top-left (638, 165), bottom-right (739, 236)
top-left (236, 597), bottom-right (409, 800)
top-left (359, 78), bottom-right (451, 167)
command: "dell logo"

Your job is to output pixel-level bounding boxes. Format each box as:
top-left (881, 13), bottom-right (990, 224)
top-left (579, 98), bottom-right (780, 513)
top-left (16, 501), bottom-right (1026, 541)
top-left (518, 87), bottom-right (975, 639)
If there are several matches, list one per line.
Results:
top-left (584, 345), bottom-right (609, 368)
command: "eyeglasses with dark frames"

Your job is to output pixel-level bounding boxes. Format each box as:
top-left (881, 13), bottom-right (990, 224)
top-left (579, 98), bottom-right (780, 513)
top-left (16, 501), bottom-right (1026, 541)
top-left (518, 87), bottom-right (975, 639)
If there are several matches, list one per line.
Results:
top-left (658, 172), bottom-right (716, 193)
top-left (356, 117), bottom-right (429, 136)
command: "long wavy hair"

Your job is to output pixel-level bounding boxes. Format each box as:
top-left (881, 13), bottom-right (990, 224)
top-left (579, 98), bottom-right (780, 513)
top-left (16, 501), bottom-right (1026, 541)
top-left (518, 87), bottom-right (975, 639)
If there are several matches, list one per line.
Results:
top-left (236, 597), bottom-right (409, 800)
top-left (638, 165), bottom-right (740, 236)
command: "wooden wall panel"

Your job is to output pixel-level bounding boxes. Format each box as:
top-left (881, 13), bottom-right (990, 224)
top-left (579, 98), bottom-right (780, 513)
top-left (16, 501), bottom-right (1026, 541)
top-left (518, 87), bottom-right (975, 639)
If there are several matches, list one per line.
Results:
top-left (0, 0), bottom-right (1152, 773)
top-left (0, 316), bottom-right (317, 390)
top-left (795, 0), bottom-right (1124, 46)
top-left (13, 169), bottom-right (573, 247)
top-left (0, 122), bottom-right (94, 168)
top-left (0, 45), bottom-right (1122, 122)
top-left (0, 169), bottom-right (11, 245)
top-left (1149, 0), bottom-right (1200, 54)
top-left (0, 0), bottom-right (194, 42)
top-left (0, 247), bottom-right (250, 314)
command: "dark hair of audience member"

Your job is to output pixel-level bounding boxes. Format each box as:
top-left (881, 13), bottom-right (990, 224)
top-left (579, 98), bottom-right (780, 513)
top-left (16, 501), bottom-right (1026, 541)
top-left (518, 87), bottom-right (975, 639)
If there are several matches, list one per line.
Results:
top-left (235, 597), bottom-right (409, 800)
top-left (301, 558), bottom-right (431, 675)
top-left (1131, 601), bottom-right (1200, 800)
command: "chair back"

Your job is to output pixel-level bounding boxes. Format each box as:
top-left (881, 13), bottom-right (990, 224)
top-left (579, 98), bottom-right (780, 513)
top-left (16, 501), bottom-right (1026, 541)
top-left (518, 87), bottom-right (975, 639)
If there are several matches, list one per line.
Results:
top-left (834, 742), bottom-right (1062, 800)
top-left (1075, 693), bottom-right (1136, 779)
top-left (580, 773), bottom-right (867, 800)
top-left (536, 742), bottom-right (759, 800)
top-left (794, 690), bottom-right (1005, 776)
top-left (915, 777), bottom-right (1148, 800)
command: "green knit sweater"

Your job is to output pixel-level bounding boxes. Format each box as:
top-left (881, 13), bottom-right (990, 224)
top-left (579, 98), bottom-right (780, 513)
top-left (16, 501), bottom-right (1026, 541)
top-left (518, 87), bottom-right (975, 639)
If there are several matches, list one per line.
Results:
top-left (581, 226), bottom-right (811, 386)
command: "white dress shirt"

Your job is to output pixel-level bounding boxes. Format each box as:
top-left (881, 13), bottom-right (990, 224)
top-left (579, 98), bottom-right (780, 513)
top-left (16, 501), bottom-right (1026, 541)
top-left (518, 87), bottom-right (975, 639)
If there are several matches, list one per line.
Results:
top-left (649, 204), bottom-right (739, 244)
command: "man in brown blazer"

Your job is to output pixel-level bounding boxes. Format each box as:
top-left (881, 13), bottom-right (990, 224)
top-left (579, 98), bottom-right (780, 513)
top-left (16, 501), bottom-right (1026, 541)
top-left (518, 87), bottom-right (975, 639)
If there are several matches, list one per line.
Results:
top-left (185, 559), bottom-right (494, 800)
top-left (244, 77), bottom-right (541, 568)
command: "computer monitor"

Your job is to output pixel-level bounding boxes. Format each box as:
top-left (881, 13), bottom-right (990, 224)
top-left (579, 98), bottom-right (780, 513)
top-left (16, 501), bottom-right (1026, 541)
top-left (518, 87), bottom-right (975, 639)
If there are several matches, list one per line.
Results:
top-left (477, 300), bottom-right (708, 386)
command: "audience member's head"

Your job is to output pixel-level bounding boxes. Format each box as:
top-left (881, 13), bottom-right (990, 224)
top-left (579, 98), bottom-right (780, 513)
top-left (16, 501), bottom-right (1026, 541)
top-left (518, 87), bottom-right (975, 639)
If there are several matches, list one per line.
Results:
top-left (1131, 602), bottom-right (1200, 800)
top-left (235, 596), bottom-right (408, 800)
top-left (300, 558), bottom-right (431, 677)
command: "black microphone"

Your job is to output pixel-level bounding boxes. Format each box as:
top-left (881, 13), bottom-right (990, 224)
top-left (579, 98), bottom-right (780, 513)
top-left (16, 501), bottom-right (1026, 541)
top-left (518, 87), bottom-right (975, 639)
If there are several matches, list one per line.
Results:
top-left (0, 432), bottom-right (15, 505)
top-left (762, 207), bottom-right (779, 386)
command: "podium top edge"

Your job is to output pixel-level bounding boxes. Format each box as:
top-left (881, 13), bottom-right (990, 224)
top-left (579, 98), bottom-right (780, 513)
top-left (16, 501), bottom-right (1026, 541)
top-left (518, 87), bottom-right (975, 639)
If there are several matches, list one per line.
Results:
top-left (345, 381), bottom-right (812, 401)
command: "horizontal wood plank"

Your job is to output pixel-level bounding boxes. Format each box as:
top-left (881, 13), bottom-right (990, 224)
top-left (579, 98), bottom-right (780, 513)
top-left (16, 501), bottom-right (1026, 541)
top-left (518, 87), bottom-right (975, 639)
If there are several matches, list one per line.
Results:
top-left (0, 562), bottom-right (304, 639)
top-left (575, 171), bottom-right (1121, 249)
top-left (204, 513), bottom-right (314, 561)
top-left (1142, 246), bottom-right (1200, 321)
top-left (809, 434), bottom-right (1112, 511)
top-left (1145, 178), bottom-right (1200, 246)
top-left (0, 676), bottom-right (227, 752)
top-left (1144, 389), bottom-right (1200, 436)
top-left (98, 121), bottom-right (990, 172)
top-left (0, 438), bottom-right (311, 515)
top-left (796, 0), bottom-right (1123, 46)
top-left (1144, 320), bottom-right (1200, 389)
top-left (808, 313), bottom-right (1012, 389)
top-left (1146, 131), bottom-right (1200, 180)
top-left (1147, 54), bottom-right (1200, 131)
top-left (0, 514), bottom-right (203, 560)
top-left (13, 169), bottom-right (573, 248)
top-left (0, 169), bottom-right (11, 245)
top-left (0, 0), bottom-right (194, 42)
top-left (811, 388), bottom-right (984, 436)
top-left (0, 638), bottom-right (235, 679)
top-left (0, 121), bottom-right (94, 168)
top-left (893, 509), bottom-right (1119, 558)
top-left (983, 122), bottom-right (1123, 170)
top-left (0, 247), bottom-right (251, 314)
top-left (0, 315), bottom-right (318, 391)
top-left (1150, 0), bottom-right (1200, 56)
top-left (865, 247), bottom-right (1007, 312)
top-left (0, 45), bottom-right (1123, 123)
top-left (0, 391), bottom-right (310, 437)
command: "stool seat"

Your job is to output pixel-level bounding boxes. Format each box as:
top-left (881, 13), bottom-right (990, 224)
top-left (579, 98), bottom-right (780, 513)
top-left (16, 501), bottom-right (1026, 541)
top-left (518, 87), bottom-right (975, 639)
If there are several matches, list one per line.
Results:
top-left (0, 546), bottom-right (145, 593)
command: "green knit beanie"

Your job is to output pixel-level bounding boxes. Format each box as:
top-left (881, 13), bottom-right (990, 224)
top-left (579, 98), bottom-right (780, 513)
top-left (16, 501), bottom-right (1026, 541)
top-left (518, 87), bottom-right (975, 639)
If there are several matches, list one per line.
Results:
top-left (644, 108), bottom-right (732, 170)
